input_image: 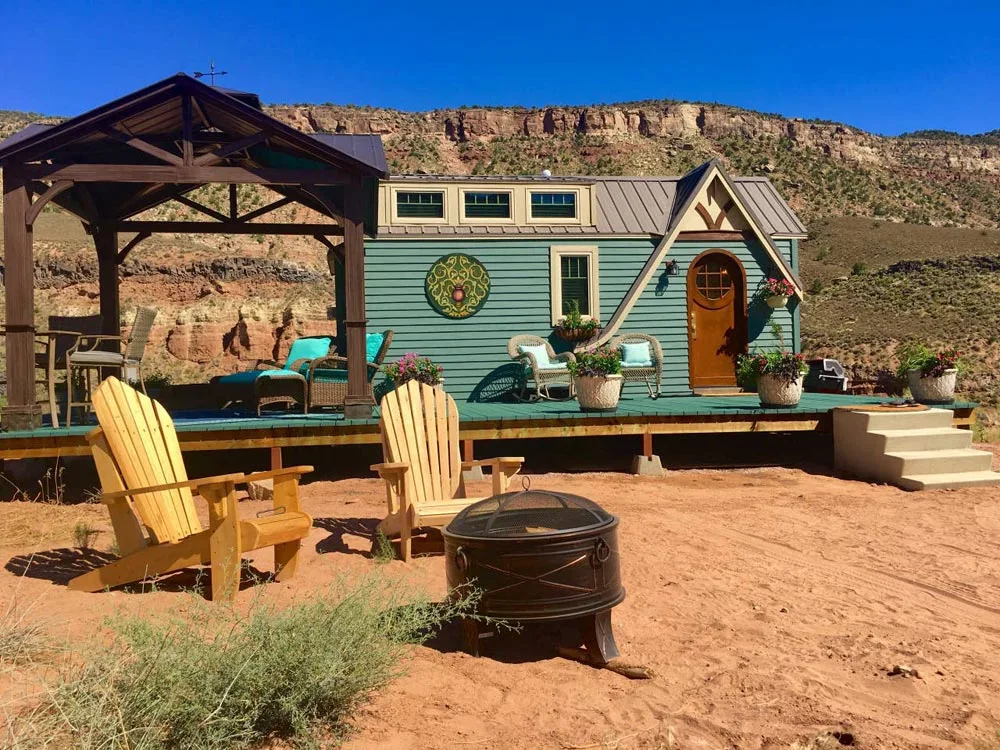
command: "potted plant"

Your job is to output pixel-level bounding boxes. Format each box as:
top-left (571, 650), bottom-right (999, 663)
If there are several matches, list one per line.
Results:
top-left (738, 351), bottom-right (808, 407)
top-left (382, 353), bottom-right (444, 388)
top-left (554, 300), bottom-right (600, 343)
top-left (568, 345), bottom-right (623, 412)
top-left (895, 344), bottom-right (962, 404)
top-left (753, 277), bottom-right (796, 309)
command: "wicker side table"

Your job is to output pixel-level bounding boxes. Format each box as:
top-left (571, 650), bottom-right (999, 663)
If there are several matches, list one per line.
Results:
top-left (254, 371), bottom-right (308, 415)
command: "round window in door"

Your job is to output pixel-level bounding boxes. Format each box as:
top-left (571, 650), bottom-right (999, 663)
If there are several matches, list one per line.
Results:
top-left (686, 251), bottom-right (747, 388)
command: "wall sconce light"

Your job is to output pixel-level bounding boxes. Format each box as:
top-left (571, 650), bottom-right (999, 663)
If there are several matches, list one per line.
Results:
top-left (665, 259), bottom-right (679, 276)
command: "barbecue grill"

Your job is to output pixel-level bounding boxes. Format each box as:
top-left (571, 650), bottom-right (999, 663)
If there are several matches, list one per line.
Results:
top-left (443, 482), bottom-right (625, 663)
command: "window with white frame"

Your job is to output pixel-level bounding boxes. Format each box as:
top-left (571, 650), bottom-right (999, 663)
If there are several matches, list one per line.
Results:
top-left (550, 246), bottom-right (600, 324)
top-left (531, 191), bottom-right (577, 219)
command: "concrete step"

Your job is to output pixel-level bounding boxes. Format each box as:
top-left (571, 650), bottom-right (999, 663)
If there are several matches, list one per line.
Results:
top-left (874, 427), bottom-right (973, 452)
top-left (898, 471), bottom-right (1000, 491)
top-left (861, 409), bottom-right (954, 431)
top-left (885, 448), bottom-right (994, 477)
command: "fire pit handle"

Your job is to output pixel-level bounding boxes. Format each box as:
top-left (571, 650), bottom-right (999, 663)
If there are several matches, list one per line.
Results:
top-left (455, 546), bottom-right (470, 572)
top-left (592, 538), bottom-right (611, 566)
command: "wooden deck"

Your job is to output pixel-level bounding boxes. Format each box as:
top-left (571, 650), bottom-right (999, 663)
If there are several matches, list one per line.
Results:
top-left (0, 393), bottom-right (977, 461)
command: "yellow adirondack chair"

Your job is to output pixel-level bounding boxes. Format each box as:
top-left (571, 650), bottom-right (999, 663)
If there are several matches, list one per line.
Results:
top-left (371, 380), bottom-right (524, 561)
top-left (69, 376), bottom-right (313, 601)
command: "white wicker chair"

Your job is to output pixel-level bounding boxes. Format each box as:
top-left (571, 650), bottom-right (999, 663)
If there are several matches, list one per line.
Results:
top-left (507, 335), bottom-right (576, 401)
top-left (610, 332), bottom-right (663, 398)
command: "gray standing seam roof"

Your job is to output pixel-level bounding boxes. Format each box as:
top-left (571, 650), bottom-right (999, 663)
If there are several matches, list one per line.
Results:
top-left (377, 170), bottom-right (807, 238)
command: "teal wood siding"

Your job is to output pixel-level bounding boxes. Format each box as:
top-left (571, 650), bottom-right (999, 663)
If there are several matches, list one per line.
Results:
top-left (365, 236), bottom-right (800, 401)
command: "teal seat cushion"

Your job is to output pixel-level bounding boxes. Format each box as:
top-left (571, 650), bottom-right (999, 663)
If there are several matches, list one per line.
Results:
top-left (286, 336), bottom-right (332, 365)
top-left (366, 333), bottom-right (385, 363)
top-left (518, 344), bottom-right (566, 370)
top-left (217, 370), bottom-right (266, 385)
top-left (309, 368), bottom-right (348, 383)
top-left (621, 342), bottom-right (653, 367)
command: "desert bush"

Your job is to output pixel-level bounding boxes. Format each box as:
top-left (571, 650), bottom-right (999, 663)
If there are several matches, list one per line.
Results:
top-left (22, 577), bottom-right (478, 749)
top-left (0, 591), bottom-right (46, 670)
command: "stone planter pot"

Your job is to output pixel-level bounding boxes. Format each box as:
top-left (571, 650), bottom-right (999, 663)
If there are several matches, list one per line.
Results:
top-left (758, 373), bottom-right (804, 407)
top-left (765, 295), bottom-right (789, 309)
top-left (574, 374), bottom-right (623, 412)
top-left (907, 368), bottom-right (957, 404)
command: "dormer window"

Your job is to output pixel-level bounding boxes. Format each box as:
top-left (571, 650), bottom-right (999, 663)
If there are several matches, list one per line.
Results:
top-left (531, 192), bottom-right (576, 219)
top-left (397, 191), bottom-right (444, 219)
top-left (463, 191), bottom-right (511, 219)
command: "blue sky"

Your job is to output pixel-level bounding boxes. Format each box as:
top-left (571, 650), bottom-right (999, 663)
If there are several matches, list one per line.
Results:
top-left (2, 0), bottom-right (998, 136)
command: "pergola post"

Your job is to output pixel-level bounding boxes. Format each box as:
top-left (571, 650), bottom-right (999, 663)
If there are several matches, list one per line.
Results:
top-left (1, 171), bottom-right (40, 430)
top-left (342, 183), bottom-right (371, 419)
top-left (94, 227), bottom-right (120, 337)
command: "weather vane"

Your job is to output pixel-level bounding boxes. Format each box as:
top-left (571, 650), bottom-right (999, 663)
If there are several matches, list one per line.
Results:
top-left (193, 61), bottom-right (227, 86)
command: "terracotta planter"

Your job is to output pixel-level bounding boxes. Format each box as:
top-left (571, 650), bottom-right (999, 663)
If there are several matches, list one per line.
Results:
top-left (757, 373), bottom-right (803, 407)
top-left (574, 374), bottom-right (623, 412)
top-left (765, 295), bottom-right (789, 309)
top-left (907, 368), bottom-right (957, 404)
top-left (555, 326), bottom-right (600, 343)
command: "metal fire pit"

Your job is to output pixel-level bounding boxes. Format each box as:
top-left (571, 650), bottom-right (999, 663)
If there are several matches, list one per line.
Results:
top-left (443, 482), bottom-right (625, 662)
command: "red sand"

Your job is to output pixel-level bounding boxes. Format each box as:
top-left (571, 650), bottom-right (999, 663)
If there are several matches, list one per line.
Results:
top-left (2, 460), bottom-right (1000, 749)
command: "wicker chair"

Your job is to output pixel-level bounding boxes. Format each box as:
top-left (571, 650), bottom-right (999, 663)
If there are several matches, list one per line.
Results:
top-left (305, 330), bottom-right (394, 411)
top-left (64, 308), bottom-right (159, 426)
top-left (214, 335), bottom-right (335, 415)
top-left (507, 334), bottom-right (576, 401)
top-left (610, 332), bottom-right (663, 398)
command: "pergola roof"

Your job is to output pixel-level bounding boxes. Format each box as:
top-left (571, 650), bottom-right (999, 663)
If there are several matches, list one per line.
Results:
top-left (0, 73), bottom-right (387, 228)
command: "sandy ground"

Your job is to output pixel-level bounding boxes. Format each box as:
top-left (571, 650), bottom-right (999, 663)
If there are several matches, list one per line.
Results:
top-left (2, 457), bottom-right (1000, 749)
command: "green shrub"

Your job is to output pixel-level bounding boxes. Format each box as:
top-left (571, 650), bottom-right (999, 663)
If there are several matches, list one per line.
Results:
top-left (851, 262), bottom-right (867, 275)
top-left (895, 343), bottom-right (965, 380)
top-left (24, 577), bottom-right (477, 749)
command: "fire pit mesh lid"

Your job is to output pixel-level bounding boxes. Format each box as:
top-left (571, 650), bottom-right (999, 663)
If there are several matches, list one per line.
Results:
top-left (447, 481), bottom-right (614, 538)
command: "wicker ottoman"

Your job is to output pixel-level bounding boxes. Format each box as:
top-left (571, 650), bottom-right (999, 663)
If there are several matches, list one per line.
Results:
top-left (254, 370), bottom-right (308, 415)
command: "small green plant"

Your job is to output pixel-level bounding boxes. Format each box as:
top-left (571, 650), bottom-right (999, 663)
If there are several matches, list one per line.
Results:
top-left (896, 343), bottom-right (964, 380)
top-left (131, 371), bottom-right (172, 391)
top-left (25, 577), bottom-right (480, 749)
top-left (72, 521), bottom-right (99, 549)
top-left (0, 587), bottom-right (46, 669)
top-left (554, 299), bottom-right (600, 339)
top-left (382, 353), bottom-right (444, 386)
top-left (809, 279), bottom-right (825, 295)
top-left (567, 345), bottom-right (622, 377)
top-left (373, 530), bottom-right (395, 564)
top-left (851, 262), bottom-right (867, 275)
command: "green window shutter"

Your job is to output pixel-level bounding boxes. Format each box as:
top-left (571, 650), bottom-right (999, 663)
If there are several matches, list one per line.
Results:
top-left (397, 191), bottom-right (444, 218)
top-left (560, 255), bottom-right (590, 315)
top-left (531, 192), bottom-right (576, 219)
top-left (464, 192), bottom-right (511, 219)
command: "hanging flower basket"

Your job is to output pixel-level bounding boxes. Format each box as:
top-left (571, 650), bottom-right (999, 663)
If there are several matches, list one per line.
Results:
top-left (754, 278), bottom-right (796, 310)
top-left (555, 326), bottom-right (600, 343)
top-left (554, 299), bottom-right (600, 344)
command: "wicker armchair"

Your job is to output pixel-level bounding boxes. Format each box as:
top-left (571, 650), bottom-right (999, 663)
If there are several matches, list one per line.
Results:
top-left (610, 332), bottom-right (663, 398)
top-left (507, 334), bottom-right (576, 401)
top-left (305, 330), bottom-right (394, 411)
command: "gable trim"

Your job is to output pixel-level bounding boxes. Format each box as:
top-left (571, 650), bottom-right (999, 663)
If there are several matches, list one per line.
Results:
top-left (593, 161), bottom-right (802, 347)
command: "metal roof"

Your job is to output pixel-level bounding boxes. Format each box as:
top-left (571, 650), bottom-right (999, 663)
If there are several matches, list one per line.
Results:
top-left (378, 167), bottom-right (807, 238)
top-left (311, 134), bottom-right (388, 175)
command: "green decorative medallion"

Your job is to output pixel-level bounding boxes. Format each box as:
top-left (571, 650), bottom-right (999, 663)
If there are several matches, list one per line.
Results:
top-left (425, 253), bottom-right (491, 318)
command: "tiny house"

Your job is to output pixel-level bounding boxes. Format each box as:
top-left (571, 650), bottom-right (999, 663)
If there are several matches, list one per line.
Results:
top-left (364, 159), bottom-right (806, 401)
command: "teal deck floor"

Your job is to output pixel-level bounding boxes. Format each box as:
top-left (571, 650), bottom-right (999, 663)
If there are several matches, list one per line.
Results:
top-left (0, 393), bottom-right (977, 440)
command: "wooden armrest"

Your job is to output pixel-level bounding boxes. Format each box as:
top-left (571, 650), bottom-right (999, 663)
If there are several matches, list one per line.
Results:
top-left (101, 466), bottom-right (313, 501)
top-left (371, 462), bottom-right (409, 476)
top-left (462, 457), bottom-right (525, 469)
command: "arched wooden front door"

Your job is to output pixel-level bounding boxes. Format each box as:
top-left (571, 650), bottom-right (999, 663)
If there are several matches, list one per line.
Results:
top-left (686, 250), bottom-right (747, 388)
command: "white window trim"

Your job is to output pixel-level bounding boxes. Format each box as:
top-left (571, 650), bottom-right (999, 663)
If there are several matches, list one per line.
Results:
top-left (550, 245), bottom-right (600, 326)
top-left (528, 187), bottom-right (582, 225)
top-left (390, 186), bottom-right (448, 225)
top-left (459, 188), bottom-right (515, 225)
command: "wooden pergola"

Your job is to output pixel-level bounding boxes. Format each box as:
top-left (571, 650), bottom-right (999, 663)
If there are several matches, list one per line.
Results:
top-left (0, 74), bottom-right (387, 429)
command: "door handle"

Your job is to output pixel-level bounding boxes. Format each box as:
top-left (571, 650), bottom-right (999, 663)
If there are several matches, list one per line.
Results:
top-left (689, 311), bottom-right (697, 340)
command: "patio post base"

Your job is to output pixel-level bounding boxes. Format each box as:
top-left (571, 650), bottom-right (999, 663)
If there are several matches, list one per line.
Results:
top-left (1, 404), bottom-right (42, 431)
top-left (630, 454), bottom-right (664, 477)
top-left (462, 464), bottom-right (485, 484)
